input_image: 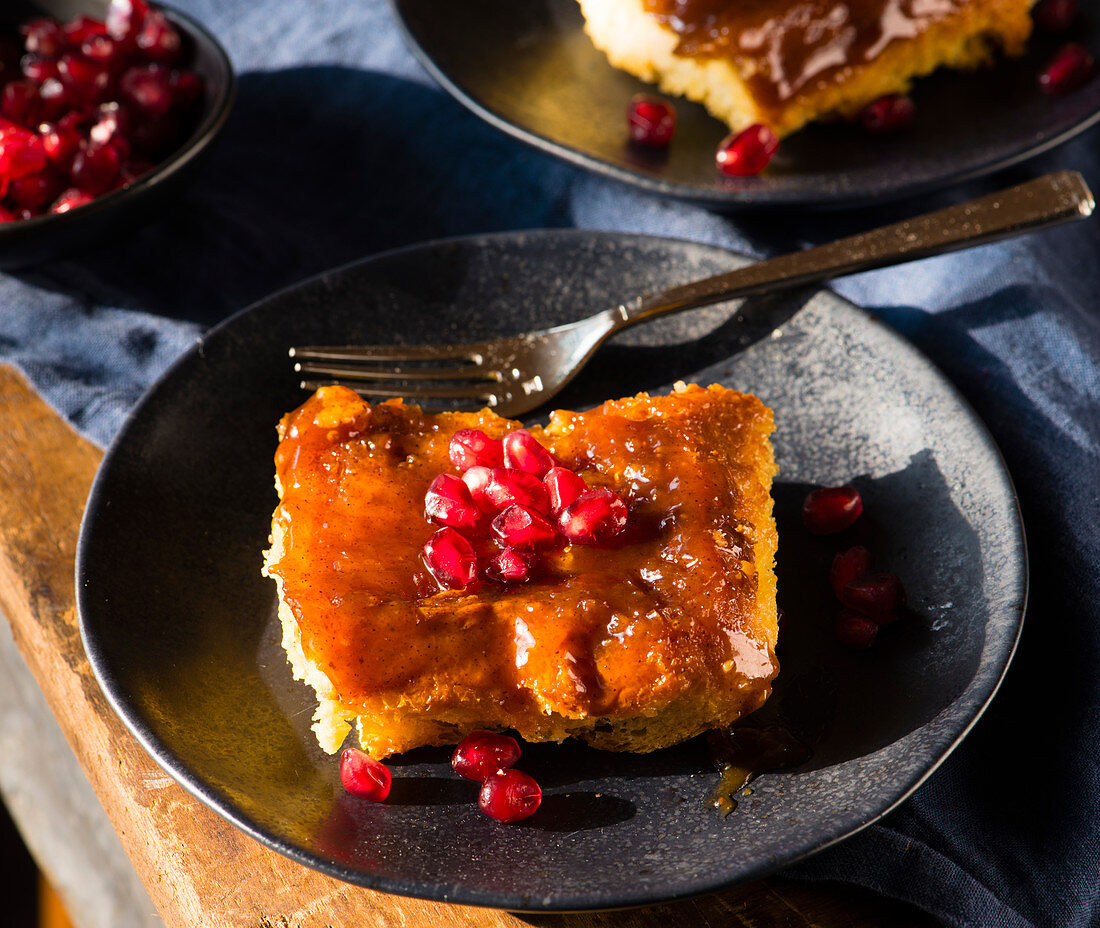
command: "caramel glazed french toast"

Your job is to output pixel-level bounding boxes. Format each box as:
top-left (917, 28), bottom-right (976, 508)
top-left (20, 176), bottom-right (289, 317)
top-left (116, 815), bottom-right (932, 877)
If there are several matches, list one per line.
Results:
top-left (263, 383), bottom-right (780, 760)
top-left (578, 0), bottom-right (1034, 137)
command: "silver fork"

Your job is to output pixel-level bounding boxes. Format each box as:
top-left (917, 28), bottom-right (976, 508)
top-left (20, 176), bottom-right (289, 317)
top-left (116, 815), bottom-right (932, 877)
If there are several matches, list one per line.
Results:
top-left (292, 171), bottom-right (1093, 418)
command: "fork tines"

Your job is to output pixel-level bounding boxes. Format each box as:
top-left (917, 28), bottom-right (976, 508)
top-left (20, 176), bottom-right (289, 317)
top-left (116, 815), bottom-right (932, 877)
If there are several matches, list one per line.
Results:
top-left (290, 344), bottom-right (504, 411)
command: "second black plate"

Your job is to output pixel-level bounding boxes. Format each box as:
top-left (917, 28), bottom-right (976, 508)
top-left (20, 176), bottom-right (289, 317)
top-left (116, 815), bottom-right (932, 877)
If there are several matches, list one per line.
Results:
top-left (394, 0), bottom-right (1100, 209)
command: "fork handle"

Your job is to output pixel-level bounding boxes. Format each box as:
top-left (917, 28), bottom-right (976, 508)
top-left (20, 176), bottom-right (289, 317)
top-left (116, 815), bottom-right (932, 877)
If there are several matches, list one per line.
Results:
top-left (617, 171), bottom-right (1094, 326)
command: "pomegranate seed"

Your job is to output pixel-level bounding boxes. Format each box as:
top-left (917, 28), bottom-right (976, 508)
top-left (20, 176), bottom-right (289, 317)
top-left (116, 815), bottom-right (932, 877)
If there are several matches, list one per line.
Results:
top-left (422, 526), bottom-right (477, 590)
top-left (716, 124), bottom-right (779, 177)
top-left (451, 731), bottom-right (522, 781)
top-left (627, 94), bottom-right (677, 147)
top-left (449, 428), bottom-right (504, 469)
top-left (21, 54), bottom-right (59, 83)
top-left (37, 78), bottom-right (77, 123)
top-left (120, 64), bottom-right (172, 117)
top-left (835, 608), bottom-right (879, 649)
top-left (0, 205), bottom-right (15, 223)
top-left (478, 769), bottom-right (541, 823)
top-left (1039, 43), bottom-right (1094, 96)
top-left (169, 70), bottom-right (203, 109)
top-left (841, 572), bottom-right (905, 624)
top-left (9, 169), bottom-right (62, 210)
top-left (503, 429), bottom-right (556, 477)
top-left (485, 546), bottom-right (532, 583)
top-left (859, 95), bottom-right (915, 133)
top-left (0, 131), bottom-right (47, 181)
top-left (136, 11), bottom-right (182, 65)
top-left (107, 0), bottom-right (151, 40)
top-left (802, 486), bottom-right (862, 534)
top-left (129, 111), bottom-right (180, 158)
top-left (484, 467), bottom-right (551, 515)
top-left (461, 464), bottom-right (496, 512)
top-left (2, 82), bottom-right (38, 127)
top-left (424, 473), bottom-right (483, 533)
top-left (544, 466), bottom-right (587, 514)
top-left (49, 187), bottom-right (95, 213)
top-left (830, 545), bottom-right (873, 599)
top-left (491, 505), bottom-right (559, 550)
top-left (557, 488), bottom-right (628, 544)
top-left (1033, 0), bottom-right (1078, 32)
top-left (70, 142), bottom-right (121, 194)
top-left (62, 17), bottom-right (109, 46)
top-left (81, 35), bottom-right (124, 69)
top-left (39, 124), bottom-right (81, 173)
top-left (58, 54), bottom-right (110, 102)
top-left (21, 19), bottom-right (65, 58)
top-left (339, 748), bottom-right (391, 801)
top-left (89, 102), bottom-right (130, 146)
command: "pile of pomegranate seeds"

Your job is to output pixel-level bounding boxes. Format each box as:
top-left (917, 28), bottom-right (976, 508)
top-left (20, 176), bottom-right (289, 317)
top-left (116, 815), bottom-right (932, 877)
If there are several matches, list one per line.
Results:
top-left (715, 123), bottom-right (779, 177)
top-left (453, 730), bottom-right (542, 823)
top-left (421, 427), bottom-right (629, 591)
top-left (804, 485), bottom-right (908, 649)
top-left (627, 94), bottom-right (677, 147)
top-left (0, 0), bottom-right (204, 222)
top-left (339, 747), bottom-right (392, 802)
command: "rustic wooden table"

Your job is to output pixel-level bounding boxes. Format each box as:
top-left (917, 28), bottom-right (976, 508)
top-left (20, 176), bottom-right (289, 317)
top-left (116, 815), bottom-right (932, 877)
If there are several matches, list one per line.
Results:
top-left (0, 365), bottom-right (939, 928)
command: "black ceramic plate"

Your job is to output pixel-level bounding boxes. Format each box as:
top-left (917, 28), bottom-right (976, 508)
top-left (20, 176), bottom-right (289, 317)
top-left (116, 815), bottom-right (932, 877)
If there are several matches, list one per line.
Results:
top-left (77, 231), bottom-right (1026, 910)
top-left (392, 0), bottom-right (1100, 209)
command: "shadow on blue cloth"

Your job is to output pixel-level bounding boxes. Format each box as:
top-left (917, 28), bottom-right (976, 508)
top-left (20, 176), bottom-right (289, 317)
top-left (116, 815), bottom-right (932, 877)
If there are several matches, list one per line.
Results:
top-left (14, 66), bottom-right (576, 324)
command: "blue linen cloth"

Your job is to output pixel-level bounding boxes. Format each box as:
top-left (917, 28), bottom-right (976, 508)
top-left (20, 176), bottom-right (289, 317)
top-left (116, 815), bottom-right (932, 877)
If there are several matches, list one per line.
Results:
top-left (1, 2), bottom-right (1097, 925)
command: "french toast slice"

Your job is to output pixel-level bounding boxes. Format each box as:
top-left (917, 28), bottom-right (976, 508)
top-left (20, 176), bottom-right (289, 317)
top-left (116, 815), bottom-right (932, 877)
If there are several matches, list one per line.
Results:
top-left (263, 382), bottom-right (779, 759)
top-left (579, 0), bottom-right (1034, 138)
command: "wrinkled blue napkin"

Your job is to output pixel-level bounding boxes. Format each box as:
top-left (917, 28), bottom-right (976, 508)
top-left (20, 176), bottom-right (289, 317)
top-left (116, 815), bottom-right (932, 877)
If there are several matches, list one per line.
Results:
top-left (2, 2), bottom-right (1097, 926)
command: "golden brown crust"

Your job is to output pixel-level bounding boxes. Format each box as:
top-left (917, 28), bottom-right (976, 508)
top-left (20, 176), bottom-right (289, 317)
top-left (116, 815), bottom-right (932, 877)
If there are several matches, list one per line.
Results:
top-left (263, 383), bottom-right (779, 758)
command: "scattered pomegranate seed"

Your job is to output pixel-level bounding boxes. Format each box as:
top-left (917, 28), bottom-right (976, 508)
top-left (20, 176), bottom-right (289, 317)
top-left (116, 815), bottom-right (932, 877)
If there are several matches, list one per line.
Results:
top-left (491, 504), bottom-right (559, 551)
top-left (841, 572), bottom-right (905, 624)
top-left (21, 19), bottom-right (64, 58)
top-left (120, 64), bottom-right (173, 116)
top-left (859, 95), bottom-right (915, 133)
top-left (452, 731), bottom-right (522, 781)
top-left (802, 486), bottom-right (862, 534)
top-left (486, 546), bottom-right (532, 583)
top-left (424, 473), bottom-right (483, 533)
top-left (339, 748), bottom-right (391, 802)
top-left (461, 464), bottom-right (496, 512)
top-left (422, 527), bottom-right (478, 590)
top-left (1039, 43), bottom-right (1094, 96)
top-left (830, 546), bottom-right (873, 599)
top-left (835, 608), bottom-right (879, 649)
top-left (49, 187), bottom-right (95, 213)
top-left (106, 0), bottom-right (151, 41)
top-left (716, 124), bottom-right (779, 177)
top-left (478, 769), bottom-right (541, 823)
top-left (449, 428), bottom-right (504, 469)
top-left (70, 142), bottom-right (121, 194)
top-left (544, 466), bottom-right (587, 514)
top-left (1033, 0), bottom-right (1078, 32)
top-left (627, 94), bottom-right (677, 147)
top-left (484, 467), bottom-right (551, 515)
top-left (503, 429), bottom-right (556, 477)
top-left (558, 488), bottom-right (628, 544)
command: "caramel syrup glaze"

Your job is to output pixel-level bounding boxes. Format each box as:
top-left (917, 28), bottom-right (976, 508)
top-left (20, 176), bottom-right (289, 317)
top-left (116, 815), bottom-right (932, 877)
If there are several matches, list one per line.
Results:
top-left (642, 0), bottom-right (964, 106)
top-left (267, 385), bottom-right (778, 746)
top-left (705, 723), bottom-right (812, 815)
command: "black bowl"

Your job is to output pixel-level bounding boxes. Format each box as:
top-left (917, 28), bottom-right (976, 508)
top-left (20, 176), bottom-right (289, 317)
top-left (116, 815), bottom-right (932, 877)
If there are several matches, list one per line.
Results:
top-left (0, 0), bottom-right (234, 268)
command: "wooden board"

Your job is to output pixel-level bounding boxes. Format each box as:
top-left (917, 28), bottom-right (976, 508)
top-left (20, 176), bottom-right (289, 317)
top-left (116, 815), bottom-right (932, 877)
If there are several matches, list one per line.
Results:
top-left (0, 364), bottom-right (938, 928)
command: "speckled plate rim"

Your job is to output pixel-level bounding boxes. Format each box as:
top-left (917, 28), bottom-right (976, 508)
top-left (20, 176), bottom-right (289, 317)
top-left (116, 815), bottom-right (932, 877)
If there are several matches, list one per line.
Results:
top-left (76, 229), bottom-right (1027, 910)
top-left (390, 0), bottom-right (1100, 210)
